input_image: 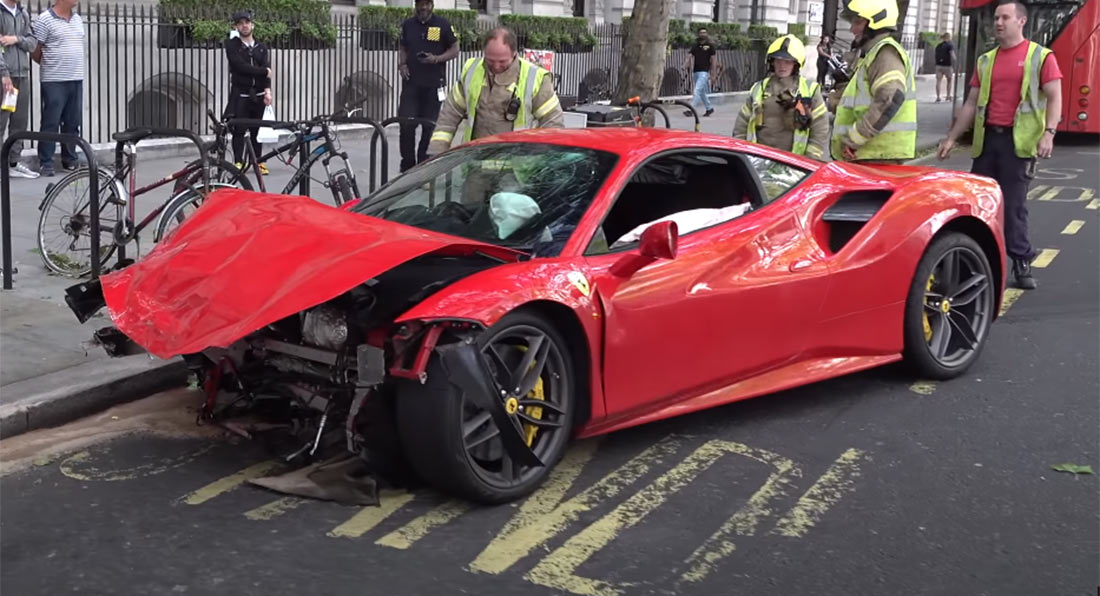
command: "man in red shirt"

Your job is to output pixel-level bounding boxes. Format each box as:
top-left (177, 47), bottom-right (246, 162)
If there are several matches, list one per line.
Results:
top-left (938, 0), bottom-right (1062, 290)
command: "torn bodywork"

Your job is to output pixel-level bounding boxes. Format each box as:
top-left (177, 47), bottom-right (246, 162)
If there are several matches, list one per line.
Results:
top-left (69, 252), bottom-right (543, 502)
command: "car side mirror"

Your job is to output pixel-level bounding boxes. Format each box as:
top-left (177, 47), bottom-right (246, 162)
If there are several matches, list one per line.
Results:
top-left (609, 221), bottom-right (678, 278)
top-left (639, 220), bottom-right (678, 260)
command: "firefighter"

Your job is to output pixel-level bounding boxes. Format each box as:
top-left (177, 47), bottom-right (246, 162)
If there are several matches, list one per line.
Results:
top-left (427, 27), bottom-right (563, 157)
top-left (733, 34), bottom-right (830, 160)
top-left (830, 0), bottom-right (917, 163)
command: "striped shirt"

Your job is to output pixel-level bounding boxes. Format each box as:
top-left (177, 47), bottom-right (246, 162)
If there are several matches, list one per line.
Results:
top-left (32, 8), bottom-right (84, 82)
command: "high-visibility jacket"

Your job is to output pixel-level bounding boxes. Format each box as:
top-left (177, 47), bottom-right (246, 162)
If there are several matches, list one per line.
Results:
top-left (832, 35), bottom-right (917, 161)
top-left (432, 57), bottom-right (551, 146)
top-left (744, 75), bottom-right (827, 157)
top-left (973, 41), bottom-right (1052, 158)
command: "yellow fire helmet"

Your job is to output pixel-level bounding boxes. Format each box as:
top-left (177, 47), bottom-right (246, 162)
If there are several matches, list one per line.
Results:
top-left (766, 35), bottom-right (807, 68)
top-left (843, 0), bottom-right (900, 30)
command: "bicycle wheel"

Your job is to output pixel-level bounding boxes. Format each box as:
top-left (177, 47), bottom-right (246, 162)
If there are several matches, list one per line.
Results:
top-left (36, 168), bottom-right (121, 277)
top-left (172, 158), bottom-right (252, 195)
top-left (154, 182), bottom-right (240, 242)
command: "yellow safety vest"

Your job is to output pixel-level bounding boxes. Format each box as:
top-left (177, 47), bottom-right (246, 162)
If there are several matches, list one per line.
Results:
top-left (831, 36), bottom-right (917, 161)
top-left (744, 75), bottom-right (824, 156)
top-left (456, 57), bottom-right (549, 143)
top-left (973, 41), bottom-right (1052, 159)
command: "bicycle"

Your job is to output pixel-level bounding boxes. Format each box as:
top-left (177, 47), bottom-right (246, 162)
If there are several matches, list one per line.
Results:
top-left (222, 106), bottom-right (364, 207)
top-left (36, 126), bottom-right (248, 277)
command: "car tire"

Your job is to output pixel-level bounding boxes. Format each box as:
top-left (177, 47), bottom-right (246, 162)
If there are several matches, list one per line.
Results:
top-left (395, 310), bottom-right (577, 504)
top-left (903, 232), bottom-right (995, 379)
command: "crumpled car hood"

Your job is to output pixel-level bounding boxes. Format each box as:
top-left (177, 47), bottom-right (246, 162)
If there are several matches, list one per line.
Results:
top-left (100, 189), bottom-right (519, 359)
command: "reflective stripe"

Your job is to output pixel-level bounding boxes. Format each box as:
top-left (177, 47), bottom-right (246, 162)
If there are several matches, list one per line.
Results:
top-left (870, 70), bottom-right (906, 94)
top-left (451, 83), bottom-right (466, 108)
top-left (848, 126), bottom-right (869, 145)
top-left (812, 103), bottom-right (827, 118)
top-left (806, 145), bottom-right (824, 158)
top-left (431, 130), bottom-right (454, 143)
top-left (462, 57), bottom-right (484, 143)
top-left (533, 95), bottom-right (560, 119)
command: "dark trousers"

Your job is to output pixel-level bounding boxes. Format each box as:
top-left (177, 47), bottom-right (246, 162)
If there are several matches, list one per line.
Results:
top-left (398, 83), bottom-right (442, 172)
top-left (38, 80), bottom-right (83, 167)
top-left (972, 127), bottom-right (1037, 262)
top-left (0, 77), bottom-right (30, 166)
top-left (226, 94), bottom-right (266, 164)
top-left (817, 56), bottom-right (830, 86)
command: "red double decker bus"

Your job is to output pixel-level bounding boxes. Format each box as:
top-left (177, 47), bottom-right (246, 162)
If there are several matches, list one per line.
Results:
top-left (960, 0), bottom-right (1099, 134)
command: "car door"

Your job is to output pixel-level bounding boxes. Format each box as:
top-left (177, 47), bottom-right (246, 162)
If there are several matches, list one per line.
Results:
top-left (583, 149), bottom-right (831, 422)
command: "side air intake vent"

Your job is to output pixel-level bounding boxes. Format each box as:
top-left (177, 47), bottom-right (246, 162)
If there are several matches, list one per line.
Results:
top-left (821, 190), bottom-right (893, 253)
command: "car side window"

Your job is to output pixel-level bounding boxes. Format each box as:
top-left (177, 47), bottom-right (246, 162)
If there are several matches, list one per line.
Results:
top-left (586, 152), bottom-right (757, 255)
top-left (746, 155), bottom-right (812, 204)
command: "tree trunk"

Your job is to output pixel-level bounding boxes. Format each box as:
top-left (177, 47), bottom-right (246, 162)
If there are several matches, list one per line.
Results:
top-left (612, 0), bottom-right (671, 105)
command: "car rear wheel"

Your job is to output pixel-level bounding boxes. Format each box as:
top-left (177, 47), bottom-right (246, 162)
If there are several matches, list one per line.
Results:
top-left (903, 232), bottom-right (995, 379)
top-left (395, 311), bottom-right (576, 504)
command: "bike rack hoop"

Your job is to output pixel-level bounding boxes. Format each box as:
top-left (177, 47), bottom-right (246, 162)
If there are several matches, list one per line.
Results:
top-left (2, 132), bottom-right (100, 289)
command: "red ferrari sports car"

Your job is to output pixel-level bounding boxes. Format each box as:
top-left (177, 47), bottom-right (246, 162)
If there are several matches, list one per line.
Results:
top-left (66, 128), bottom-right (1006, 503)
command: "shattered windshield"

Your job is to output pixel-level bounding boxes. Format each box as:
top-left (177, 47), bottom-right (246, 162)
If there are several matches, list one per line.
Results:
top-left (355, 143), bottom-right (618, 257)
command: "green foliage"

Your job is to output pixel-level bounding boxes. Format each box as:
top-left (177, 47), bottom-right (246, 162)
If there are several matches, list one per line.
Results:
top-left (358, 6), bottom-right (477, 30)
top-left (920, 31), bottom-right (943, 48)
top-left (747, 24), bottom-right (779, 43)
top-left (161, 0), bottom-right (333, 44)
top-left (499, 15), bottom-right (593, 52)
top-left (787, 23), bottom-right (807, 44)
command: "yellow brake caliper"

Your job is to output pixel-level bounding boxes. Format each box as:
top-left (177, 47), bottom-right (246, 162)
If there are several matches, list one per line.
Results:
top-left (524, 377), bottom-right (545, 447)
top-left (923, 273), bottom-right (935, 342)
top-left (514, 345), bottom-right (546, 447)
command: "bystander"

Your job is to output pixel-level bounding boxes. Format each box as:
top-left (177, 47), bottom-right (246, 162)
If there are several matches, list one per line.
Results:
top-left (0, 0), bottom-right (38, 178)
top-left (224, 9), bottom-right (272, 175)
top-left (934, 32), bottom-right (956, 102)
top-left (397, 0), bottom-right (457, 173)
top-left (31, 0), bottom-right (84, 177)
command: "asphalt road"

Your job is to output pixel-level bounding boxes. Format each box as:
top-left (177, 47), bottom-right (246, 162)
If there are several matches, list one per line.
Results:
top-left (2, 139), bottom-right (1098, 596)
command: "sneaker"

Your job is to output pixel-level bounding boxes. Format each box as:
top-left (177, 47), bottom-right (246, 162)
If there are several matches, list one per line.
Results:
top-left (9, 163), bottom-right (39, 179)
top-left (704, 109), bottom-right (715, 117)
top-left (61, 160), bottom-right (84, 171)
top-left (258, 163), bottom-right (269, 176)
top-left (39, 163), bottom-right (55, 177)
top-left (1012, 258), bottom-right (1038, 290)
top-left (935, 98), bottom-right (942, 103)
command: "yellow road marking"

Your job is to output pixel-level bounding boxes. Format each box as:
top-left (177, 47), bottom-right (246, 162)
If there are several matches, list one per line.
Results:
top-left (678, 443), bottom-right (800, 584)
top-left (771, 448), bottom-right (867, 538)
top-left (469, 436), bottom-right (677, 576)
top-left (1061, 220), bottom-right (1086, 235)
top-left (1087, 198), bottom-right (1100, 210)
top-left (327, 489), bottom-right (416, 538)
top-left (1036, 187), bottom-right (1061, 201)
top-left (1031, 248), bottom-right (1059, 269)
top-left (59, 444), bottom-right (215, 482)
top-left (526, 440), bottom-right (800, 595)
top-left (179, 460), bottom-right (282, 505)
top-left (244, 496), bottom-right (308, 521)
top-left (1027, 185), bottom-right (1049, 199)
top-left (1079, 188), bottom-right (1095, 203)
top-left (376, 500), bottom-right (472, 549)
top-left (908, 381), bottom-right (937, 395)
top-left (1000, 288), bottom-right (1024, 316)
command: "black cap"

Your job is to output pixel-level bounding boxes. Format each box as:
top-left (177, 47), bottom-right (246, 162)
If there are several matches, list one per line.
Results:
top-left (231, 9), bottom-right (253, 23)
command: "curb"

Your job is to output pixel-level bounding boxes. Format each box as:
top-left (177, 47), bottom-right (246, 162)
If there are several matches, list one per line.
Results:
top-left (0, 355), bottom-right (188, 439)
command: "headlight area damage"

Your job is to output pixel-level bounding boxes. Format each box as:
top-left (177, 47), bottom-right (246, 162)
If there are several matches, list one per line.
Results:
top-left (60, 189), bottom-right (551, 505)
top-left (67, 253), bottom-right (515, 505)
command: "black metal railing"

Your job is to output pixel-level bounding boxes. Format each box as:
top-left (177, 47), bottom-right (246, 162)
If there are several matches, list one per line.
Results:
top-left (4, 1), bottom-right (767, 153)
